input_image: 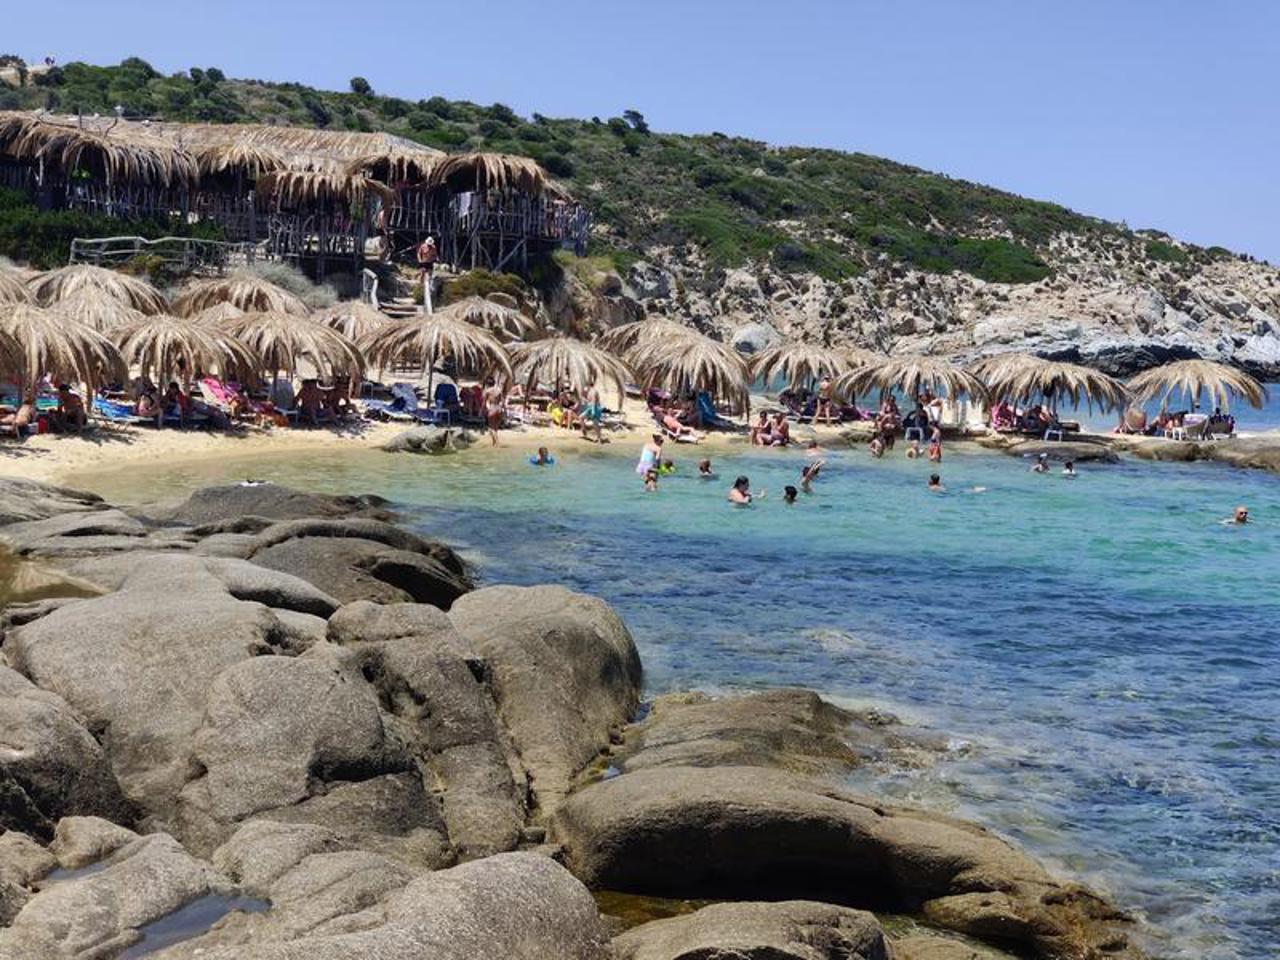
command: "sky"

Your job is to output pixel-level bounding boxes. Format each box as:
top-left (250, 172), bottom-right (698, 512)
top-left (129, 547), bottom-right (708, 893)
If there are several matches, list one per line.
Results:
top-left (7, 1), bottom-right (1279, 261)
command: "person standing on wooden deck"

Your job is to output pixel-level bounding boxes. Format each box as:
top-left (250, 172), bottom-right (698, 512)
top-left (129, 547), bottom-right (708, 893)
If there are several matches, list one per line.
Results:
top-left (416, 235), bottom-right (438, 313)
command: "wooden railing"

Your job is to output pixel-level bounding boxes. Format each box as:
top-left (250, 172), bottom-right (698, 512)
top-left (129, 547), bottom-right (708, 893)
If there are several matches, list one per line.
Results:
top-left (68, 236), bottom-right (258, 272)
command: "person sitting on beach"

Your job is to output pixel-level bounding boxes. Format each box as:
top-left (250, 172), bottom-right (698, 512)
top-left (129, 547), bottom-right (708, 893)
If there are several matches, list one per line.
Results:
top-left (1115, 407), bottom-right (1147, 434)
top-left (643, 468), bottom-right (659, 492)
top-left (921, 389), bottom-right (944, 424)
top-left (903, 402), bottom-right (929, 438)
top-left (530, 446), bottom-right (555, 466)
top-left (868, 434), bottom-right (885, 458)
top-left (1031, 453), bottom-right (1050, 473)
top-left (750, 410), bottom-right (772, 446)
top-left (698, 458), bottom-right (716, 479)
top-left (770, 411), bottom-right (791, 447)
top-left (1224, 505), bottom-right (1250, 525)
top-left (800, 459), bottom-right (823, 493)
top-left (483, 378), bottom-right (506, 446)
top-left (876, 396), bottom-right (900, 450)
top-left (1, 390), bottom-right (37, 434)
top-left (297, 380), bottom-right (326, 426)
top-left (991, 399), bottom-right (1017, 431)
top-left (53, 384), bottom-right (87, 433)
top-left (728, 475), bottom-right (764, 505)
top-left (325, 376), bottom-right (354, 419)
top-left (162, 382), bottom-right (191, 428)
top-left (783, 485), bottom-right (798, 504)
top-left (927, 424), bottom-right (943, 463)
top-left (1062, 460), bottom-right (1077, 478)
top-left (927, 473), bottom-right (945, 492)
top-left (636, 433), bottom-right (664, 477)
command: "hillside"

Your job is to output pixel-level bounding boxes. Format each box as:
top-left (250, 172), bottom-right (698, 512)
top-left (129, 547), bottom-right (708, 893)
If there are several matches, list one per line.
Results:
top-left (4, 56), bottom-right (1280, 375)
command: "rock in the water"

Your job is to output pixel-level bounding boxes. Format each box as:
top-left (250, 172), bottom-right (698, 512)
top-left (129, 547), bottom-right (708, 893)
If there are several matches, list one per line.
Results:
top-left (613, 900), bottom-right (891, 960)
top-left (382, 426), bottom-right (476, 454)
top-left (451, 585), bottom-right (642, 815)
top-left (0, 667), bottom-right (132, 839)
top-left (153, 483), bottom-right (391, 526)
top-left (1004, 439), bottom-right (1119, 463)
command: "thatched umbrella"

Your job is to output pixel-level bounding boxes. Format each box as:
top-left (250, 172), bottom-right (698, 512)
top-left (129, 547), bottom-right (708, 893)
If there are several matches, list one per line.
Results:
top-left (750, 341), bottom-right (849, 389)
top-left (56, 290), bottom-right (148, 332)
top-left (28, 264), bottom-right (167, 315)
top-left (193, 302), bottom-right (245, 325)
top-left (0, 270), bottom-right (30, 305)
top-left (113, 316), bottom-right (260, 386)
top-left (0, 302), bottom-right (127, 390)
top-left (315, 301), bottom-right (392, 342)
top-left (510, 337), bottom-right (632, 406)
top-left (360, 312), bottom-right (512, 397)
top-left (1128, 359), bottom-right (1267, 412)
top-left (834, 354), bottom-right (987, 403)
top-left (425, 153), bottom-right (549, 195)
top-left (596, 317), bottom-right (691, 356)
top-left (0, 325), bottom-right (23, 383)
top-left (437, 296), bottom-right (535, 338)
top-left (628, 332), bottom-right (751, 412)
top-left (979, 355), bottom-right (1129, 412)
top-left (222, 312), bottom-right (364, 384)
top-left (174, 273), bottom-right (309, 319)
top-left (0, 112), bottom-right (198, 187)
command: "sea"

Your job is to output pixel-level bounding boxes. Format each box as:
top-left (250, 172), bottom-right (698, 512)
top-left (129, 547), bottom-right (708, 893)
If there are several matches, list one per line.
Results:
top-left (72, 390), bottom-right (1280, 960)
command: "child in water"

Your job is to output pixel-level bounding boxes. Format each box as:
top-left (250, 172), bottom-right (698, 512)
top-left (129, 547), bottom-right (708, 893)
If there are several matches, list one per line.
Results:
top-left (643, 469), bottom-right (659, 492)
top-left (783, 485), bottom-right (798, 504)
top-left (529, 446), bottom-right (554, 466)
top-left (1062, 460), bottom-right (1077, 478)
top-left (905, 439), bottom-right (921, 459)
top-left (698, 459), bottom-right (717, 479)
top-left (927, 425), bottom-right (942, 463)
top-left (927, 473), bottom-right (945, 492)
top-left (658, 459), bottom-right (676, 476)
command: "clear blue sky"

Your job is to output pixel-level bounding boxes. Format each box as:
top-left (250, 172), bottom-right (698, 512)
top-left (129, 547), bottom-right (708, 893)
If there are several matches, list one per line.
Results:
top-left (8, 1), bottom-right (1279, 261)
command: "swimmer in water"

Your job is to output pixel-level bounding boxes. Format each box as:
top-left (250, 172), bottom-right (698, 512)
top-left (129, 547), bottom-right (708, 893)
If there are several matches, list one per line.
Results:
top-left (1062, 459), bottom-right (1077, 478)
top-left (800, 459), bottom-right (824, 493)
top-left (530, 446), bottom-right (554, 466)
top-left (805, 439), bottom-right (825, 456)
top-left (728, 475), bottom-right (764, 505)
top-left (1223, 505), bottom-right (1249, 525)
top-left (905, 439), bottom-right (921, 459)
top-left (643, 468), bottom-right (659, 492)
top-left (783, 485), bottom-right (798, 504)
top-left (658, 458), bottom-right (676, 476)
top-left (927, 473), bottom-right (945, 492)
top-left (868, 434), bottom-right (885, 458)
top-left (698, 458), bottom-right (717, 479)
top-left (1031, 453), bottom-right (1050, 473)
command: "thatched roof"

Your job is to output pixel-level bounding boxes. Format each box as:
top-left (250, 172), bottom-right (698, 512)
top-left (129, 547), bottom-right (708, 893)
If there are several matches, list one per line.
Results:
top-left (192, 140), bottom-right (287, 179)
top-left (28, 264), bottom-right (168, 315)
top-left (345, 148), bottom-right (440, 184)
top-left (222, 311), bottom-right (364, 382)
top-left (425, 153), bottom-right (549, 195)
top-left (978, 354), bottom-right (1129, 411)
top-left (112, 315), bottom-right (260, 384)
top-left (174, 273), bottom-right (309, 319)
top-left (360, 312), bottom-right (512, 381)
top-left (834, 354), bottom-right (987, 402)
top-left (0, 112), bottom-right (198, 186)
top-left (192, 302), bottom-right (245, 325)
top-left (628, 332), bottom-right (751, 411)
top-left (1128, 359), bottom-right (1268, 411)
top-left (256, 169), bottom-right (394, 207)
top-left (437, 296), bottom-right (535, 337)
top-left (56, 290), bottom-right (148, 332)
top-left (0, 302), bottom-right (127, 387)
top-left (0, 325), bottom-right (22, 381)
top-left (0, 270), bottom-right (30, 305)
top-left (314, 301), bottom-right (392, 342)
top-left (510, 337), bottom-right (633, 406)
top-left (750, 341), bottom-right (849, 388)
top-left (596, 317), bottom-right (692, 356)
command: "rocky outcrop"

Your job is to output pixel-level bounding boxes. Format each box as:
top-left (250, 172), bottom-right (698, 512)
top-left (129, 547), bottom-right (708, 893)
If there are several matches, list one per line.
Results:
top-left (451, 585), bottom-right (643, 815)
top-left (153, 482), bottom-right (393, 526)
top-left (382, 425), bottom-right (477, 454)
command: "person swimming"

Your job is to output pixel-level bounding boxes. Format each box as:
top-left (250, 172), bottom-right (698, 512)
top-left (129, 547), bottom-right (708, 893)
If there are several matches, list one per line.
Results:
top-left (1062, 459), bottom-right (1077, 478)
top-left (783, 485), bottom-right (798, 504)
top-left (800, 459), bottom-right (824, 493)
top-left (1223, 505), bottom-right (1250, 525)
top-left (529, 446), bottom-right (555, 466)
top-left (905, 439), bottom-right (921, 459)
top-left (927, 473), bottom-right (945, 492)
top-left (658, 458), bottom-right (676, 476)
top-left (728, 475), bottom-right (764, 505)
top-left (1031, 453), bottom-right (1050, 473)
top-left (698, 458), bottom-right (716, 479)
top-left (643, 468), bottom-right (659, 492)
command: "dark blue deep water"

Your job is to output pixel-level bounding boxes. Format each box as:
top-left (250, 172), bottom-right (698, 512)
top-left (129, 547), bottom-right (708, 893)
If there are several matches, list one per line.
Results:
top-left (92, 442), bottom-right (1280, 959)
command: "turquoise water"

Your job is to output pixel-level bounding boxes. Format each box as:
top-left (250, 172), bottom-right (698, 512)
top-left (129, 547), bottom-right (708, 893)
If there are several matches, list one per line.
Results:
top-left (86, 440), bottom-right (1279, 959)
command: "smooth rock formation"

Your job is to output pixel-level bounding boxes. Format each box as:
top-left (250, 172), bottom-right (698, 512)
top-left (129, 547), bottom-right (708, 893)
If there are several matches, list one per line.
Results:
top-left (451, 584), bottom-right (643, 815)
top-left (49, 816), bottom-right (139, 869)
top-left (382, 426), bottom-right (477, 454)
top-left (153, 483), bottom-right (391, 526)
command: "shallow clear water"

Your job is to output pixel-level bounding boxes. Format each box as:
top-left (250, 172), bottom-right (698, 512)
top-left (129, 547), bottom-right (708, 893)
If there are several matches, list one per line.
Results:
top-left (81, 440), bottom-right (1280, 959)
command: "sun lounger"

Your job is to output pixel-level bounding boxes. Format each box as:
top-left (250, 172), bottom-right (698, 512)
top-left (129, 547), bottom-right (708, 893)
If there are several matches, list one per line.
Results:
top-left (91, 397), bottom-right (156, 427)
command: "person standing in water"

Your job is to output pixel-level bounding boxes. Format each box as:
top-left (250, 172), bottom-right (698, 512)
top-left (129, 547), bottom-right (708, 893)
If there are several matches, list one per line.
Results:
top-left (927, 473), bottom-right (945, 492)
top-left (927, 424), bottom-right (943, 463)
top-left (580, 380), bottom-right (604, 444)
top-left (1031, 453), bottom-right (1049, 473)
top-left (636, 433), bottom-right (664, 477)
top-left (643, 469), bottom-right (659, 492)
top-left (728, 475), bottom-right (765, 505)
top-left (1062, 460), bottom-right (1077, 478)
top-left (482, 378), bottom-right (506, 446)
top-left (800, 459), bottom-right (824, 493)
top-left (815, 376), bottom-right (835, 427)
top-left (783, 485), bottom-right (798, 504)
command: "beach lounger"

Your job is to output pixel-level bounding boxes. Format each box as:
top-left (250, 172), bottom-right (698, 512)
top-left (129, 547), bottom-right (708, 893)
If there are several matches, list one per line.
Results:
top-left (91, 397), bottom-right (156, 427)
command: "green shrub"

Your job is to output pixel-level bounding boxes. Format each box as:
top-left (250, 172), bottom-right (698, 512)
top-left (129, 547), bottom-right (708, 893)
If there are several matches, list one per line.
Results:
top-left (1144, 239), bottom-right (1189, 263)
top-left (441, 268), bottom-right (528, 305)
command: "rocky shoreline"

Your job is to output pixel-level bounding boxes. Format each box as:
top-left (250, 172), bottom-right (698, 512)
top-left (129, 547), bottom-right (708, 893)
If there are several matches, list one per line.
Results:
top-left (0, 478), bottom-right (1144, 959)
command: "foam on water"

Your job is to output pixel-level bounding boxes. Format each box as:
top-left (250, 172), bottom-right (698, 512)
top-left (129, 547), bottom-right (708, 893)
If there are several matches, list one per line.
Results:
top-left (82, 440), bottom-right (1280, 959)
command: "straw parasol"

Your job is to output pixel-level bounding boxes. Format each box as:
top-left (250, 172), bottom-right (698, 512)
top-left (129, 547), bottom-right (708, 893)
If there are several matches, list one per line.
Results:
top-left (314, 301), bottom-right (392, 342)
top-left (112, 315), bottom-right (260, 386)
top-left (425, 153), bottom-right (549, 195)
top-left (221, 312), bottom-right (364, 384)
top-left (191, 140), bottom-right (287, 180)
top-left (750, 341), bottom-right (850, 389)
top-left (0, 270), bottom-right (30, 305)
top-left (192, 302), bottom-right (245, 325)
top-left (596, 317), bottom-right (691, 356)
top-left (174, 273), bottom-right (309, 318)
top-left (0, 325), bottom-right (23, 382)
top-left (437, 295), bottom-right (535, 338)
top-left (628, 331), bottom-right (751, 411)
top-left (28, 264), bottom-right (168, 315)
top-left (978, 354), bottom-right (1129, 412)
top-left (834, 354), bottom-right (987, 403)
top-left (56, 289), bottom-right (148, 332)
top-left (510, 337), bottom-right (633, 406)
top-left (1127, 358), bottom-right (1267, 411)
top-left (360, 312), bottom-right (512, 396)
top-left (0, 302), bottom-right (127, 390)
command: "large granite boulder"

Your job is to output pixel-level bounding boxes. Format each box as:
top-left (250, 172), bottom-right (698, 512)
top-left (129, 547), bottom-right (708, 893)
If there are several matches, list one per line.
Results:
top-left (382, 426), bottom-right (477, 454)
top-left (49, 816), bottom-right (140, 870)
top-left (152, 483), bottom-right (391, 526)
top-left (147, 852), bottom-right (612, 960)
top-left (0, 478), bottom-right (103, 528)
top-left (451, 585), bottom-right (643, 815)
top-left (0, 832), bottom-right (227, 960)
top-left (0, 666), bottom-right (132, 839)
top-left (612, 900), bottom-right (891, 960)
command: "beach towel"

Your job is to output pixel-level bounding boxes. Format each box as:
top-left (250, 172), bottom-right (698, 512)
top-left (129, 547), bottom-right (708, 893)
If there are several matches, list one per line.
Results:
top-left (695, 391), bottom-right (735, 429)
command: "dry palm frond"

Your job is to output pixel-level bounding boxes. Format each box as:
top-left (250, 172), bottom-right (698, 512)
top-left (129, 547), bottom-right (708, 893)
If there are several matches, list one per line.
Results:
top-left (1128, 358), bottom-right (1267, 411)
top-left (192, 302), bottom-right (245, 325)
top-left (982, 356), bottom-right (1129, 412)
top-left (0, 302), bottom-right (127, 388)
top-left (750, 341), bottom-right (850, 389)
top-left (221, 312), bottom-right (364, 383)
top-left (28, 263), bottom-right (168, 315)
top-left (314, 301), bottom-right (392, 341)
top-left (256, 169), bottom-right (394, 207)
top-left (344, 148), bottom-right (441, 183)
top-left (0, 112), bottom-right (197, 186)
top-left (360, 312), bottom-right (512, 381)
top-left (596, 317), bottom-right (692, 355)
top-left (174, 273), bottom-right (309, 319)
top-left (628, 332), bottom-right (751, 411)
top-left (0, 324), bottom-right (22, 381)
top-left (192, 140), bottom-right (287, 179)
top-left (510, 337), bottom-right (633, 406)
top-left (426, 153), bottom-right (549, 195)
top-left (0, 269), bottom-right (30, 305)
top-left (834, 354), bottom-right (987, 403)
top-left (56, 289), bottom-right (148, 332)
top-left (437, 295), bottom-right (535, 337)
top-left (112, 315), bottom-right (260, 384)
